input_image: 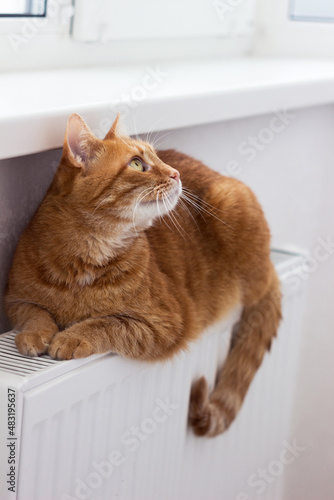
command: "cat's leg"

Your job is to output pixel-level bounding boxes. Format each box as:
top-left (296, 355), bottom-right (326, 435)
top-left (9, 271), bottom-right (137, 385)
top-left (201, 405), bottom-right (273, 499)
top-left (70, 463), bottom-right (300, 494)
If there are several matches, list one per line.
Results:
top-left (189, 266), bottom-right (281, 437)
top-left (48, 312), bottom-right (183, 361)
top-left (6, 302), bottom-right (59, 356)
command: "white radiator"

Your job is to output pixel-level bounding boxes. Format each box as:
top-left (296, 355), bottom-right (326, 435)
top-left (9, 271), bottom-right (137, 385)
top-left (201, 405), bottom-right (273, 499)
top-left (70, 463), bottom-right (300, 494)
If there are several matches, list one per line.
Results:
top-left (0, 250), bottom-right (306, 500)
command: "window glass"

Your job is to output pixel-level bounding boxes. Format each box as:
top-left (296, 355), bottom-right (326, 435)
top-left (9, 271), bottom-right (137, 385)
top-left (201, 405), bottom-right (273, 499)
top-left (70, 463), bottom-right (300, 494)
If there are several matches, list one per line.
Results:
top-left (0, 0), bottom-right (46, 16)
top-left (290, 0), bottom-right (334, 22)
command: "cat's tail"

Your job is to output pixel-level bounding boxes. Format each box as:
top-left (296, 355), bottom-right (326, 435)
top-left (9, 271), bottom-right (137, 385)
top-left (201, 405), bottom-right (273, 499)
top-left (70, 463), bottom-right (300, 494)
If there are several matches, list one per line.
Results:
top-left (189, 265), bottom-right (282, 437)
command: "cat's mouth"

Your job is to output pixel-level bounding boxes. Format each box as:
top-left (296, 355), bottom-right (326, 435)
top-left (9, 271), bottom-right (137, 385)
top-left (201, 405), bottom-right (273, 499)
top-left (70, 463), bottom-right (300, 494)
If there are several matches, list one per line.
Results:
top-left (143, 182), bottom-right (182, 208)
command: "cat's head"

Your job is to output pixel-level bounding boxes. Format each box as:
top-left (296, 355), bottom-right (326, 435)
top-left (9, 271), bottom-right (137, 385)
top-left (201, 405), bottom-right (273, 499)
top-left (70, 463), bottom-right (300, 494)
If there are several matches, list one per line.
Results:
top-left (55, 113), bottom-right (181, 230)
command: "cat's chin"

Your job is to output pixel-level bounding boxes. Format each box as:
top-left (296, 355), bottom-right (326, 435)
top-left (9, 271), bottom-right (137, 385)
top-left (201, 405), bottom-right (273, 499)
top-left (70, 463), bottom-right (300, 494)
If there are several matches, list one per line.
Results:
top-left (131, 181), bottom-right (182, 227)
top-left (142, 181), bottom-right (182, 218)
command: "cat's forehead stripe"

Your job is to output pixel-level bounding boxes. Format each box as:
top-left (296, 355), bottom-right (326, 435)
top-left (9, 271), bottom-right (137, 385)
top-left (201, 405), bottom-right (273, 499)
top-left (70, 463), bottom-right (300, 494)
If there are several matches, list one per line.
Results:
top-left (140, 146), bottom-right (157, 164)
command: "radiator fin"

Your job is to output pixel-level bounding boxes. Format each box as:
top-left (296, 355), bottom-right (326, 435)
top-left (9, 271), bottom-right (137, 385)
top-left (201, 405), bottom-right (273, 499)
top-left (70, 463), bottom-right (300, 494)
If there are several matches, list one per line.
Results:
top-left (0, 331), bottom-right (58, 375)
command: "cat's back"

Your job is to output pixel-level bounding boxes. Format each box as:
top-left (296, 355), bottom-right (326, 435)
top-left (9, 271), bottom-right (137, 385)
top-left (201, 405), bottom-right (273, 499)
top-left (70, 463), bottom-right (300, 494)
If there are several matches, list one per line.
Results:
top-left (157, 149), bottom-right (255, 212)
top-left (154, 149), bottom-right (272, 305)
top-left (158, 149), bottom-right (223, 194)
top-left (157, 148), bottom-right (267, 236)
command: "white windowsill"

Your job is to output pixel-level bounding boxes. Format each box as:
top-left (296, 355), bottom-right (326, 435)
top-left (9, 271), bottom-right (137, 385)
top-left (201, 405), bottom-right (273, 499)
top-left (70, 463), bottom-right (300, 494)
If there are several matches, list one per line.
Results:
top-left (2, 56), bottom-right (334, 160)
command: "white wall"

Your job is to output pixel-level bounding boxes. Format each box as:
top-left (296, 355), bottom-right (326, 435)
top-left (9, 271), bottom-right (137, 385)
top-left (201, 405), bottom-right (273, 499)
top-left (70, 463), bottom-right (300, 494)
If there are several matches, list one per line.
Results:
top-left (0, 104), bottom-right (333, 499)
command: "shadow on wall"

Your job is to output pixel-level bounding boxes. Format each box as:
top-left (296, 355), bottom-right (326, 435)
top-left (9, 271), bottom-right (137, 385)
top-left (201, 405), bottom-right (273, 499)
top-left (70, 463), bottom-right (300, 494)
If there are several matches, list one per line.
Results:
top-left (0, 149), bottom-right (62, 334)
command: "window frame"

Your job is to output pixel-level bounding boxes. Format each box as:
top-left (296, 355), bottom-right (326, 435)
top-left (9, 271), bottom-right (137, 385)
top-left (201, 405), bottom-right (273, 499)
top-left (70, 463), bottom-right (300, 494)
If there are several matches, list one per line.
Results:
top-left (0, 0), bottom-right (255, 72)
top-left (254, 0), bottom-right (334, 57)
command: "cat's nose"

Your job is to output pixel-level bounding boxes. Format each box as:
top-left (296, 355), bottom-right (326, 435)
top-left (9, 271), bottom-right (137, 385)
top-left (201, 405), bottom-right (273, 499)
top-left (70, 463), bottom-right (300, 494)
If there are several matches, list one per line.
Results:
top-left (169, 169), bottom-right (180, 182)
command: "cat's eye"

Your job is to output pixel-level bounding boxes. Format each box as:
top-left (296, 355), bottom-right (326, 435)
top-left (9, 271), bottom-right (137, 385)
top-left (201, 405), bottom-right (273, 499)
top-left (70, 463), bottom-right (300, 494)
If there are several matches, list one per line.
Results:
top-left (129, 158), bottom-right (145, 172)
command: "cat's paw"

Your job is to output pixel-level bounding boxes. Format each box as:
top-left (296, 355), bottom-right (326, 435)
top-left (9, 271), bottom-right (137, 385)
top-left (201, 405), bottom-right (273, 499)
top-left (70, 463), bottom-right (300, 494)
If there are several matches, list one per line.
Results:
top-left (15, 331), bottom-right (50, 357)
top-left (48, 331), bottom-right (96, 360)
top-left (189, 376), bottom-right (230, 437)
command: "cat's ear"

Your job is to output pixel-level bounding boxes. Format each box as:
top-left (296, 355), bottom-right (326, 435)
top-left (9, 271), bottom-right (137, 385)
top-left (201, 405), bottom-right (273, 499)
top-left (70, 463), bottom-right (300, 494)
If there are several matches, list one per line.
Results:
top-left (104, 113), bottom-right (121, 141)
top-left (63, 113), bottom-right (100, 170)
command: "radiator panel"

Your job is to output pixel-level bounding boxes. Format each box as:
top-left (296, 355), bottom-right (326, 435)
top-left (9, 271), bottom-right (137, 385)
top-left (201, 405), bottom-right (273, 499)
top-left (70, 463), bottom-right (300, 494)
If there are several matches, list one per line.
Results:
top-left (0, 251), bottom-right (306, 500)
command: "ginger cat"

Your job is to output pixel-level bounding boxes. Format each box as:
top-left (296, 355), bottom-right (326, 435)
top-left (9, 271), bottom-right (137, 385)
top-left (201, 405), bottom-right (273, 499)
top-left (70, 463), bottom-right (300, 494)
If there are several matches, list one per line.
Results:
top-left (5, 114), bottom-right (281, 437)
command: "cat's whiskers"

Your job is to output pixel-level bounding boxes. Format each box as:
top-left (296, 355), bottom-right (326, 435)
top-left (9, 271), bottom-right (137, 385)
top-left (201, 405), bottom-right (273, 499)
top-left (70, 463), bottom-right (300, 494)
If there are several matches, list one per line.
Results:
top-left (130, 106), bottom-right (143, 143)
top-left (148, 129), bottom-right (164, 149)
top-left (182, 192), bottom-right (221, 225)
top-left (156, 189), bottom-right (175, 234)
top-left (178, 197), bottom-right (201, 234)
top-left (155, 189), bottom-right (165, 226)
top-left (113, 129), bottom-right (134, 149)
top-left (161, 191), bottom-right (180, 238)
top-left (182, 187), bottom-right (231, 218)
top-left (181, 188), bottom-right (233, 229)
top-left (162, 188), bottom-right (187, 241)
top-left (143, 116), bottom-right (164, 146)
top-left (151, 129), bottom-right (176, 151)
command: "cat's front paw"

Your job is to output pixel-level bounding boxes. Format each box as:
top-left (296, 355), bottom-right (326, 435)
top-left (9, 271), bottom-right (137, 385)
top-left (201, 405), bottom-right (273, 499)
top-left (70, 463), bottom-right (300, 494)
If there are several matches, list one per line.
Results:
top-left (15, 331), bottom-right (51, 357)
top-left (48, 330), bottom-right (96, 360)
